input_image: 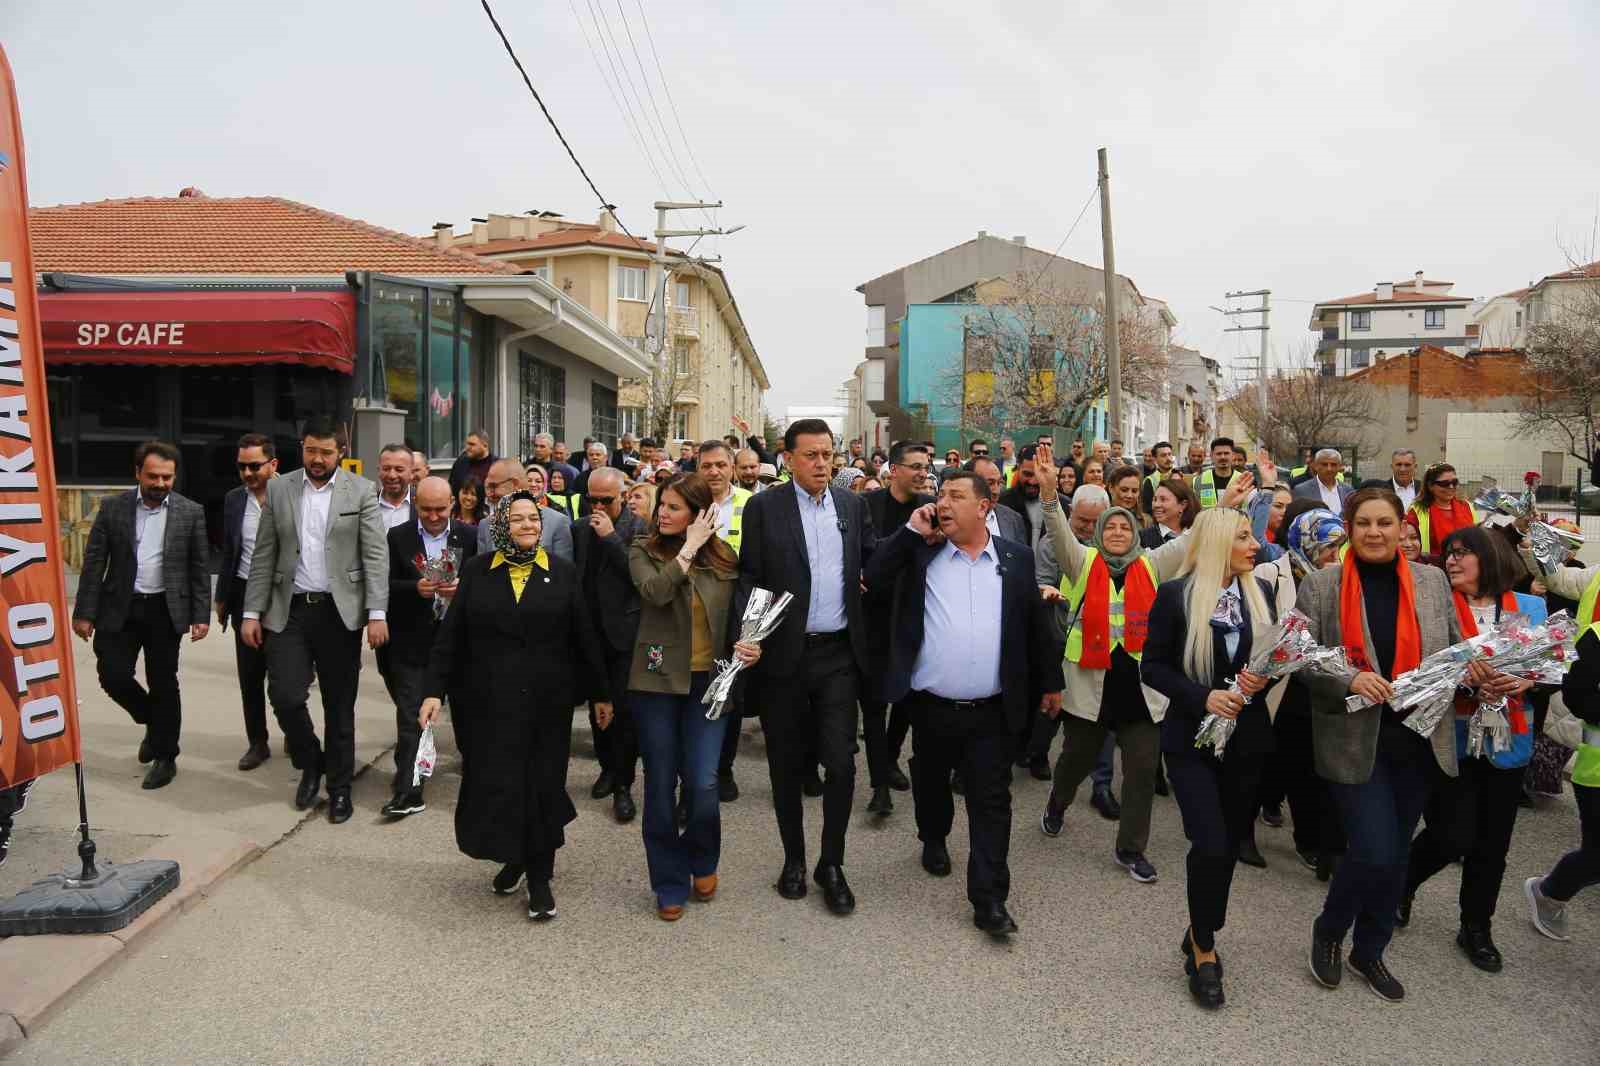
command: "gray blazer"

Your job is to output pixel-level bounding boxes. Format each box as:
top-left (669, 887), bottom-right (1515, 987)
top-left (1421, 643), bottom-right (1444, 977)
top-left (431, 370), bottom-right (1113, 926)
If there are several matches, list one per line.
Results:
top-left (243, 469), bottom-right (389, 632)
top-left (1292, 478), bottom-right (1354, 511)
top-left (476, 504), bottom-right (573, 562)
top-left (992, 503), bottom-right (1028, 545)
top-left (74, 489), bottom-right (209, 634)
top-left (1294, 558), bottom-right (1462, 783)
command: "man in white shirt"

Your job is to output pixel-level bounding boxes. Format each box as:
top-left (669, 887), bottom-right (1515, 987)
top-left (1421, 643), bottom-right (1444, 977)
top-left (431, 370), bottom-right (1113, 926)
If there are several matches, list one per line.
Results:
top-left (1293, 447), bottom-right (1354, 513)
top-left (1390, 448), bottom-right (1419, 510)
top-left (694, 440), bottom-right (751, 550)
top-left (377, 444), bottom-right (414, 530)
top-left (242, 418), bottom-right (389, 823)
top-left (216, 432), bottom-right (280, 770)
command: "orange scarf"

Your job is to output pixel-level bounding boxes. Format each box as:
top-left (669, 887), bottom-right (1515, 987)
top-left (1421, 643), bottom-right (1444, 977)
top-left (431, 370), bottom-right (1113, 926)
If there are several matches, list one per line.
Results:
top-left (1451, 589), bottom-right (1529, 734)
top-left (1423, 499), bottom-right (1473, 553)
top-left (1078, 552), bottom-right (1159, 670)
top-left (1339, 551), bottom-right (1422, 679)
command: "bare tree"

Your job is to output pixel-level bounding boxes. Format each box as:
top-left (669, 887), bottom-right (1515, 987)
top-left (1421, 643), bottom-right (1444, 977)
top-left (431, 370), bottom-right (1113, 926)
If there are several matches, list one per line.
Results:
top-left (1515, 244), bottom-right (1600, 468)
top-left (934, 271), bottom-right (1169, 442)
top-left (623, 334), bottom-right (702, 443)
top-left (1224, 344), bottom-right (1378, 458)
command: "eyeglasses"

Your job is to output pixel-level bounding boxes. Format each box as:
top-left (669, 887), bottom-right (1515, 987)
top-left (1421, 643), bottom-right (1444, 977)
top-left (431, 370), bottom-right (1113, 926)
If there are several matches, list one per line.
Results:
top-left (236, 461), bottom-right (270, 473)
top-left (586, 495), bottom-right (616, 507)
top-left (1444, 546), bottom-right (1475, 559)
top-left (1434, 479), bottom-right (1459, 489)
top-left (486, 477), bottom-right (519, 494)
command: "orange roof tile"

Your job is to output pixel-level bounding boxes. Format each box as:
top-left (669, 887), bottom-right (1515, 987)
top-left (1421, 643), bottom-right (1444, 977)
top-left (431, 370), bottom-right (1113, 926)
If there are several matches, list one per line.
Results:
top-left (29, 195), bottom-right (518, 276)
top-left (1314, 289), bottom-right (1471, 307)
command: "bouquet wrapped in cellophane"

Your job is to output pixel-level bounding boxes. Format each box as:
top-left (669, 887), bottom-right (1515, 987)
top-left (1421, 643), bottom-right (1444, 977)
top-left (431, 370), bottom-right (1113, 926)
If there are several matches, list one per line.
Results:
top-left (1473, 480), bottom-right (1584, 577)
top-left (702, 588), bottom-right (795, 720)
top-left (414, 547), bottom-right (462, 620)
top-left (1194, 610), bottom-right (1351, 756)
top-left (1461, 611), bottom-right (1581, 758)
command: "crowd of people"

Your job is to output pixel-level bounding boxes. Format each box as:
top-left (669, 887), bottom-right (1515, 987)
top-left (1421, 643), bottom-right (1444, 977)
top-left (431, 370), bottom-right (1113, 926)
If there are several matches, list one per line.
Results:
top-left (49, 415), bottom-right (1600, 1012)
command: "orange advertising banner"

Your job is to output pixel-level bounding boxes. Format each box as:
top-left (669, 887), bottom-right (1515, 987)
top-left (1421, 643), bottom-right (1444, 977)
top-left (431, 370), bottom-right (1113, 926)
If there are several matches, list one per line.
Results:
top-left (0, 46), bottom-right (83, 787)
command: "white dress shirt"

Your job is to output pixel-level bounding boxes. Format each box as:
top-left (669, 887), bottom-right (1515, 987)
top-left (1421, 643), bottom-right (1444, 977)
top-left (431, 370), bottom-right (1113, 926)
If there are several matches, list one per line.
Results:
top-left (419, 519), bottom-right (451, 561)
top-left (293, 472), bottom-right (338, 593)
top-left (133, 495), bottom-right (169, 594)
top-left (795, 481), bottom-right (847, 633)
top-left (1391, 479), bottom-right (1417, 510)
top-left (236, 492), bottom-right (263, 580)
top-left (909, 534), bottom-right (1004, 700)
top-left (378, 494), bottom-right (411, 530)
top-left (1317, 479), bottom-right (1343, 513)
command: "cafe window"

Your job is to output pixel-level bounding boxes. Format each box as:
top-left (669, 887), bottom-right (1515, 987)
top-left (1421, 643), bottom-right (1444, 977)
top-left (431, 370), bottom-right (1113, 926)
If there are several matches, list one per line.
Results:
top-left (50, 365), bottom-right (164, 483)
top-left (368, 279), bottom-right (478, 458)
top-left (428, 291), bottom-right (460, 457)
top-left (592, 382), bottom-right (619, 445)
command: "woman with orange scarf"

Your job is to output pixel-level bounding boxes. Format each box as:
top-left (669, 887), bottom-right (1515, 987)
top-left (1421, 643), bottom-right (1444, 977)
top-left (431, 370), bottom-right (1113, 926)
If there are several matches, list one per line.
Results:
top-left (1399, 526), bottom-right (1539, 973)
top-left (1293, 488), bottom-right (1515, 1002)
top-left (1404, 462), bottom-right (1478, 557)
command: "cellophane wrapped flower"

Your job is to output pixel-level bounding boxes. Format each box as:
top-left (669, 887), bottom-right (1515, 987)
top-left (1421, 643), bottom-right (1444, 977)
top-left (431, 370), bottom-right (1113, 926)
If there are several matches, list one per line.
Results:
top-left (1473, 482), bottom-right (1584, 576)
top-left (1462, 611), bottom-right (1581, 757)
top-left (413, 723), bottom-right (437, 787)
top-left (701, 589), bottom-right (795, 720)
top-left (1194, 610), bottom-right (1351, 756)
top-left (415, 547), bottom-right (462, 620)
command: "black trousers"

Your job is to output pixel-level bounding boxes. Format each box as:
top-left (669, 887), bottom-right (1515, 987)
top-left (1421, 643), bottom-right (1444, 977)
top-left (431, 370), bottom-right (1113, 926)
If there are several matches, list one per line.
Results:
top-left (1166, 746), bottom-right (1264, 951)
top-left (1405, 754), bottom-right (1524, 925)
top-left (861, 696), bottom-right (912, 787)
top-left (93, 594), bottom-right (183, 759)
top-left (755, 634), bottom-right (858, 867)
top-left (1544, 783), bottom-right (1600, 902)
top-left (227, 577), bottom-right (270, 747)
top-left (377, 650), bottom-right (425, 797)
top-left (265, 595), bottom-right (363, 792)
top-left (907, 692), bottom-right (1012, 908)
top-left (1272, 700), bottom-right (1345, 856)
top-left (590, 653), bottom-right (637, 788)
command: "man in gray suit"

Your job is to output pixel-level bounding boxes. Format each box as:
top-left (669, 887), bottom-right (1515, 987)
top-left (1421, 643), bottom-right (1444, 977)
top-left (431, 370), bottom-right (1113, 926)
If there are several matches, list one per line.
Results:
top-left (973, 458), bottom-right (1028, 543)
top-left (72, 441), bottom-right (210, 790)
top-left (477, 457), bottom-right (573, 561)
top-left (1292, 448), bottom-right (1355, 513)
top-left (242, 417), bottom-right (389, 824)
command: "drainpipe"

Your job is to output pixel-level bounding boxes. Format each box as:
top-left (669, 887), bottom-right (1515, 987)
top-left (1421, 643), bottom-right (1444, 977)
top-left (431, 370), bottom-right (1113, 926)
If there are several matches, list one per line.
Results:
top-left (495, 298), bottom-right (563, 456)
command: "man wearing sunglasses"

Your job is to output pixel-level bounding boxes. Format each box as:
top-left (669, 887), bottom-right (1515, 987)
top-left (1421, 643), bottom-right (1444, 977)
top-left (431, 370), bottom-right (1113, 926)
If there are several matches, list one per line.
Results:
top-left (216, 432), bottom-right (279, 771)
top-left (572, 466), bottom-right (643, 822)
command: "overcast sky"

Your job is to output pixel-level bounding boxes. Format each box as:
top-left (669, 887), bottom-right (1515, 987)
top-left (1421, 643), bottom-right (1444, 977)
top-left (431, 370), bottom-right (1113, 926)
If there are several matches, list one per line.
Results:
top-left (10, 1), bottom-right (1600, 414)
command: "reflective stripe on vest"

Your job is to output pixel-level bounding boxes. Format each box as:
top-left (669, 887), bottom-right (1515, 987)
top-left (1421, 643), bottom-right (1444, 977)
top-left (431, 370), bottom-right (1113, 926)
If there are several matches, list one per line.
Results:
top-left (1059, 549), bottom-right (1160, 664)
top-left (724, 486), bottom-right (751, 556)
top-left (1197, 469), bottom-right (1219, 508)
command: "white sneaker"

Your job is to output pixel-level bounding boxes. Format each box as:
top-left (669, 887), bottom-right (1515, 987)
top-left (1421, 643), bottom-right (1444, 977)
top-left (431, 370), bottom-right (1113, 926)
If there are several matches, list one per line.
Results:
top-left (1525, 876), bottom-right (1569, 941)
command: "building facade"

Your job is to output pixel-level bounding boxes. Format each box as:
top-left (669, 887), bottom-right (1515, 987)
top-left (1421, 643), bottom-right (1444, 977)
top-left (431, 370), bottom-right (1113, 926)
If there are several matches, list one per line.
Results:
top-left (1309, 271), bottom-right (1477, 376)
top-left (433, 210), bottom-right (767, 447)
top-left (1473, 258), bottom-right (1600, 350)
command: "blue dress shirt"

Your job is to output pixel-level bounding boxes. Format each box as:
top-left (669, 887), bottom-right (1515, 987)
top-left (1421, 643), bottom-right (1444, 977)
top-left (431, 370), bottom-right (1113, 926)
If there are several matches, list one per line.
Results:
top-left (909, 535), bottom-right (1004, 700)
top-left (795, 481), bottom-right (847, 633)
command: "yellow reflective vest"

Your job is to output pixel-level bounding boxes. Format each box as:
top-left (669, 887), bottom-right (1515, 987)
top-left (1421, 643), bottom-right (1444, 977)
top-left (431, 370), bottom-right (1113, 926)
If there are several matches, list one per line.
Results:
top-left (1573, 572), bottom-right (1600, 787)
top-left (721, 486), bottom-right (752, 556)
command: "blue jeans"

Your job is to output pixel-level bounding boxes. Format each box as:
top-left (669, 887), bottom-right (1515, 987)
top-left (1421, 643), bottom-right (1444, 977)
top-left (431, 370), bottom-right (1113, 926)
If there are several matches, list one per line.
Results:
top-left (1318, 723), bottom-right (1435, 962)
top-left (632, 673), bottom-right (728, 907)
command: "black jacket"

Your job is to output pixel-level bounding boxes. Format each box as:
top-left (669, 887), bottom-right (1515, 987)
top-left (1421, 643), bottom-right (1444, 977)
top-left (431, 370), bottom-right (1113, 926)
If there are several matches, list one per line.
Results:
top-left (74, 489), bottom-right (210, 634)
top-left (994, 485), bottom-right (1037, 546)
top-left (1141, 576), bottom-right (1278, 759)
top-left (860, 487), bottom-right (935, 700)
top-left (1140, 524), bottom-right (1181, 551)
top-left (736, 480), bottom-right (876, 679)
top-left (217, 484), bottom-right (256, 620)
top-left (447, 452), bottom-right (497, 496)
top-left (572, 510), bottom-right (642, 658)
top-left (1563, 629), bottom-right (1600, 726)
top-left (382, 520), bottom-right (480, 660)
top-left (863, 526), bottom-right (1063, 735)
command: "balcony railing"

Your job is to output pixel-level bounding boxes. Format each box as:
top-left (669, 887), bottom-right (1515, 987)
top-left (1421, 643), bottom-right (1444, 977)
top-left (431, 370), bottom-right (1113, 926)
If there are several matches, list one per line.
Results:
top-left (670, 308), bottom-right (698, 338)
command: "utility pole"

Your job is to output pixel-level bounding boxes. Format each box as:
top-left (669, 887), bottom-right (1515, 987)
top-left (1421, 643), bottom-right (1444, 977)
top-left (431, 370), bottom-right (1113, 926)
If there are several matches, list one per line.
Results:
top-left (1098, 148), bottom-right (1122, 446)
top-left (646, 200), bottom-right (744, 439)
top-left (1217, 289), bottom-right (1271, 446)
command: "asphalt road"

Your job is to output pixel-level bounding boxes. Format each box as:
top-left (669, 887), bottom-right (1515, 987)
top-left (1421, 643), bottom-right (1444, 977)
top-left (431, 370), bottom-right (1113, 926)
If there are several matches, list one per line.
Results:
top-left (6, 655), bottom-right (1596, 1065)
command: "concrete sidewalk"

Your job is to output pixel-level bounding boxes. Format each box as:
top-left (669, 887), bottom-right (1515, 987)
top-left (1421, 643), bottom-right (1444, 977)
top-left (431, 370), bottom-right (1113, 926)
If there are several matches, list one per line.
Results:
top-left (0, 623), bottom-right (401, 1053)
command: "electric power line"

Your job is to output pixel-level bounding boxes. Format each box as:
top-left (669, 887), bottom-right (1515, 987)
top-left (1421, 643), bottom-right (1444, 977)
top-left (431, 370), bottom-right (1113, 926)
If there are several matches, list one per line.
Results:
top-left (479, 0), bottom-right (646, 249)
top-left (1020, 184), bottom-right (1099, 296)
top-left (614, 0), bottom-right (701, 206)
top-left (588, 0), bottom-right (690, 203)
top-left (567, 0), bottom-right (667, 195)
top-left (578, 0), bottom-right (671, 196)
top-left (631, 0), bottom-right (719, 231)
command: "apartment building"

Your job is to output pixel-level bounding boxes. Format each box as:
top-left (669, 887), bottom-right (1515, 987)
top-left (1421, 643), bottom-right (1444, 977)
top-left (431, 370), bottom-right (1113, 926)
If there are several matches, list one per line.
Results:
top-left (434, 210), bottom-right (767, 447)
top-left (1308, 271), bottom-right (1476, 376)
top-left (1473, 258), bottom-right (1600, 349)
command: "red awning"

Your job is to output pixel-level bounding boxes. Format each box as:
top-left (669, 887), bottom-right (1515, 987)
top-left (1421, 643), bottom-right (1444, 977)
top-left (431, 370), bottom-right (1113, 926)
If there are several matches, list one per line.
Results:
top-left (38, 289), bottom-right (357, 374)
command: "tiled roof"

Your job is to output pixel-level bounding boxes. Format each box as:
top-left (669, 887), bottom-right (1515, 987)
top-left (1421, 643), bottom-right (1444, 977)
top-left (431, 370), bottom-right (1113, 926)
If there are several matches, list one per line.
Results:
top-left (29, 195), bottom-right (519, 275)
top-left (458, 225), bottom-right (668, 257)
top-left (1537, 260), bottom-right (1600, 284)
top-left (1315, 289), bottom-right (1470, 307)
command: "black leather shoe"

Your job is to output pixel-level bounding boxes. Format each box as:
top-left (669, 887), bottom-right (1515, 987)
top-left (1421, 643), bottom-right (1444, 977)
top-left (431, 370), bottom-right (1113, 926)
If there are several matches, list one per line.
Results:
top-left (237, 742), bottom-right (270, 771)
top-left (814, 864), bottom-right (855, 915)
top-left (141, 758), bottom-right (176, 790)
top-left (381, 790), bottom-right (425, 819)
top-left (137, 736), bottom-right (154, 765)
top-left (1028, 755), bottom-right (1052, 782)
top-left (801, 771), bottom-right (824, 798)
top-left (867, 785), bottom-right (893, 816)
top-left (888, 765), bottom-right (911, 791)
top-left (973, 901), bottom-right (1018, 937)
top-left (1188, 960), bottom-right (1225, 1009)
top-left (1181, 930), bottom-right (1225, 978)
top-left (1457, 922), bottom-right (1503, 973)
top-left (613, 788), bottom-right (637, 823)
top-left (590, 770), bottom-right (616, 800)
top-left (921, 842), bottom-right (952, 877)
top-left (1090, 785), bottom-right (1121, 821)
top-left (775, 860), bottom-right (807, 900)
top-left (1396, 892), bottom-right (1413, 929)
top-left (718, 772), bottom-right (739, 802)
top-left (327, 791), bottom-right (353, 824)
top-left (492, 863), bottom-right (526, 895)
top-left (1238, 838), bottom-right (1267, 869)
top-left (294, 768), bottom-right (322, 810)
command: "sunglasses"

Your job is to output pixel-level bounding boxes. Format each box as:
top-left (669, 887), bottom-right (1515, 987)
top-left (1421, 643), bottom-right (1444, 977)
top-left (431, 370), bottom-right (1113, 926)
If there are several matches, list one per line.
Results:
top-left (971, 449), bottom-right (989, 456)
top-left (1434, 479), bottom-right (1459, 489)
top-left (237, 461), bottom-right (270, 473)
top-left (586, 495), bottom-right (616, 507)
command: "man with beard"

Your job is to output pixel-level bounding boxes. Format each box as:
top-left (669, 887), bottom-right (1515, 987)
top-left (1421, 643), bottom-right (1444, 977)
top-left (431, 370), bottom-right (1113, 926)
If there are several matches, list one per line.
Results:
top-left (448, 429), bottom-right (496, 496)
top-left (994, 444), bottom-right (1044, 551)
top-left (1139, 441), bottom-right (1177, 517)
top-left (73, 440), bottom-right (210, 790)
top-left (217, 432), bottom-right (280, 771)
top-left (377, 444), bottom-right (414, 530)
top-left (1195, 436), bottom-right (1238, 509)
top-left (1181, 442), bottom-right (1208, 480)
top-left (735, 448), bottom-right (763, 493)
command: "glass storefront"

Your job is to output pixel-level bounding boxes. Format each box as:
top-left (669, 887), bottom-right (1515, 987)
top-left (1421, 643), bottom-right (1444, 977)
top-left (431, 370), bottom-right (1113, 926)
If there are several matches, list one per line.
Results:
top-left (368, 279), bottom-right (481, 458)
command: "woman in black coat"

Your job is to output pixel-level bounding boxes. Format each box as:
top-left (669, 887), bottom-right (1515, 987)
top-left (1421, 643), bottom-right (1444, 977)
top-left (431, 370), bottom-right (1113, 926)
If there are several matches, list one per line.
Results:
top-left (1141, 508), bottom-right (1277, 1009)
top-left (420, 491), bottom-right (611, 921)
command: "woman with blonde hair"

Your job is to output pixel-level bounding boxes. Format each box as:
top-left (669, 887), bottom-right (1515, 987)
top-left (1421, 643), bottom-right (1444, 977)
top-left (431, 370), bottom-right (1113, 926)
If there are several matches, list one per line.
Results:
top-left (1141, 508), bottom-right (1278, 1007)
top-left (626, 481), bottom-right (657, 523)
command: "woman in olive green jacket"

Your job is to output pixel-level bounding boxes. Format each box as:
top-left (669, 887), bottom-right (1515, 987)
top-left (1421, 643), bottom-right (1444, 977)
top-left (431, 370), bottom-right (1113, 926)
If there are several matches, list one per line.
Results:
top-left (628, 472), bottom-right (760, 921)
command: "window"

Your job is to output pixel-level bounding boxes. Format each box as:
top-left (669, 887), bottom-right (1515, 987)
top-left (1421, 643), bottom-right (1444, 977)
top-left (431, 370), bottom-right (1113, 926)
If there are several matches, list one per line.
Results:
top-left (618, 264), bottom-right (647, 302)
top-left (673, 341), bottom-right (692, 377)
top-left (1514, 310), bottom-right (1523, 328)
top-left (52, 365), bottom-right (162, 482)
top-left (866, 305), bottom-right (886, 347)
top-left (372, 280), bottom-right (425, 440)
top-left (673, 408), bottom-right (690, 441)
top-left (674, 280), bottom-right (692, 309)
top-left (428, 291), bottom-right (461, 457)
top-left (1351, 349), bottom-right (1370, 369)
top-left (1424, 308), bottom-right (1444, 329)
top-left (619, 406), bottom-right (643, 437)
top-left (1350, 310), bottom-right (1371, 331)
top-left (591, 382), bottom-right (619, 445)
top-left (369, 281), bottom-right (477, 457)
top-left (518, 352), bottom-right (565, 456)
